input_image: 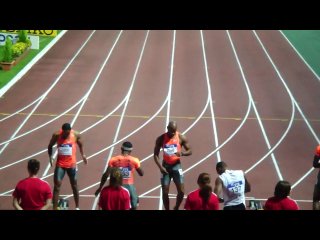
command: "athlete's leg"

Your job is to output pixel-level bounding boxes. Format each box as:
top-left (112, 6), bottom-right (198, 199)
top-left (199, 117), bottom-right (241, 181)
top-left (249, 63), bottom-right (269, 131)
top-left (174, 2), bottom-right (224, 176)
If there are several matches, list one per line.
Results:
top-left (53, 166), bottom-right (65, 210)
top-left (313, 172), bottom-right (320, 210)
top-left (123, 184), bottom-right (138, 210)
top-left (161, 173), bottom-right (171, 210)
top-left (172, 164), bottom-right (184, 210)
top-left (67, 168), bottom-right (79, 209)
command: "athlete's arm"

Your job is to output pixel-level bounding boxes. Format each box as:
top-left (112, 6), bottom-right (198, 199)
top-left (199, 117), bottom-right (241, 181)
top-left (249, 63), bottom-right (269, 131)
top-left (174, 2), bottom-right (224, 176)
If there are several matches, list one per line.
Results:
top-left (136, 167), bottom-right (144, 176)
top-left (95, 167), bottom-right (111, 196)
top-left (179, 134), bottom-right (192, 157)
top-left (76, 132), bottom-right (87, 164)
top-left (48, 133), bottom-right (59, 167)
top-left (214, 177), bottom-right (223, 198)
top-left (153, 135), bottom-right (168, 174)
top-left (313, 154), bottom-right (320, 168)
top-left (244, 175), bottom-right (251, 193)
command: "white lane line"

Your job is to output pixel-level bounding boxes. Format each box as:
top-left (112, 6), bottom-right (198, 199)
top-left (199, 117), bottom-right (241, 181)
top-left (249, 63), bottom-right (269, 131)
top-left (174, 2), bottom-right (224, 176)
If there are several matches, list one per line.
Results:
top-left (244, 104), bottom-right (295, 174)
top-left (42, 30), bottom-right (124, 177)
top-left (279, 30), bottom-right (320, 82)
top-left (158, 30), bottom-right (176, 210)
top-left (0, 31), bottom-right (97, 157)
top-left (200, 30), bottom-right (221, 162)
top-left (0, 31), bottom-right (68, 98)
top-left (91, 30), bottom-right (150, 210)
top-left (291, 167), bottom-right (314, 189)
top-left (226, 30), bottom-right (284, 180)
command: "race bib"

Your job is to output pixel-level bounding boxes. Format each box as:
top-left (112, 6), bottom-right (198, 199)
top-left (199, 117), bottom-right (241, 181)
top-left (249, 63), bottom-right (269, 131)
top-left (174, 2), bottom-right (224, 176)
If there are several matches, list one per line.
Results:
top-left (58, 144), bottom-right (72, 156)
top-left (119, 167), bottom-right (131, 179)
top-left (227, 181), bottom-right (243, 195)
top-left (164, 144), bottom-right (178, 155)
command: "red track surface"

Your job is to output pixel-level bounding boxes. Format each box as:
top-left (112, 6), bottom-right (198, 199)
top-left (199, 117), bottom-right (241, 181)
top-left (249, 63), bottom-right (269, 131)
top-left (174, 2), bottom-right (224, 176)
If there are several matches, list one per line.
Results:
top-left (0, 30), bottom-right (319, 210)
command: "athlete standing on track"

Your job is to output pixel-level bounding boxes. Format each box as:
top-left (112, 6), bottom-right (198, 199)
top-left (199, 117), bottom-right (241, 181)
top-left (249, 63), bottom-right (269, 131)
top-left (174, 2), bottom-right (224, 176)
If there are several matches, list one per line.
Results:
top-left (154, 120), bottom-right (192, 210)
top-left (312, 145), bottom-right (320, 210)
top-left (48, 123), bottom-right (88, 210)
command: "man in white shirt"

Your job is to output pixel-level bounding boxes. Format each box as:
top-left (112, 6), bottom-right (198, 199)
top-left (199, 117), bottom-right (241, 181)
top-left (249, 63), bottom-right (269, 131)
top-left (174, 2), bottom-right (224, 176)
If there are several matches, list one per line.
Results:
top-left (214, 161), bottom-right (251, 210)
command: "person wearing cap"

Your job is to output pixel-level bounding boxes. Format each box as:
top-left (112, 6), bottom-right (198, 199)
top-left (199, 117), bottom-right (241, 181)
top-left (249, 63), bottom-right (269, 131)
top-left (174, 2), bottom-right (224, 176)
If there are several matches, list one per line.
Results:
top-left (312, 145), bottom-right (320, 210)
top-left (154, 120), bottom-right (192, 210)
top-left (48, 123), bottom-right (87, 210)
top-left (95, 141), bottom-right (143, 210)
top-left (12, 159), bottom-right (53, 210)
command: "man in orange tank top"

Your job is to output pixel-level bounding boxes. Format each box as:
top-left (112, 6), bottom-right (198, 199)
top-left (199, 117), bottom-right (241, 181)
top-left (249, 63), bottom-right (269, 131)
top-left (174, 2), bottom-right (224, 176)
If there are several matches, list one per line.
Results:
top-left (48, 123), bottom-right (87, 210)
top-left (312, 145), bottom-right (320, 210)
top-left (154, 121), bottom-right (192, 210)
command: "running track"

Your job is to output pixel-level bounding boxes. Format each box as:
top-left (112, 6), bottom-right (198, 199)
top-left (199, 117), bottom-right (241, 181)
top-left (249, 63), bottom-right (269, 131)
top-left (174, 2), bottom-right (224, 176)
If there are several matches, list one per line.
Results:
top-left (0, 30), bottom-right (319, 210)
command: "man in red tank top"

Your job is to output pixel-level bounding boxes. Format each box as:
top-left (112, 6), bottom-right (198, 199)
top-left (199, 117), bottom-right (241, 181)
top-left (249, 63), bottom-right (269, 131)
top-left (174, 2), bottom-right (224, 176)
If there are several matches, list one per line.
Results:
top-left (48, 123), bottom-right (87, 210)
top-left (154, 121), bottom-right (192, 210)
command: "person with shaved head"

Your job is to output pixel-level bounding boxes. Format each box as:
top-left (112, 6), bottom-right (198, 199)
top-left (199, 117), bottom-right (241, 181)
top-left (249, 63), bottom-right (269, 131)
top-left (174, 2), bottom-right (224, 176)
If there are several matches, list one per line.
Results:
top-left (154, 121), bottom-right (192, 210)
top-left (214, 161), bottom-right (251, 210)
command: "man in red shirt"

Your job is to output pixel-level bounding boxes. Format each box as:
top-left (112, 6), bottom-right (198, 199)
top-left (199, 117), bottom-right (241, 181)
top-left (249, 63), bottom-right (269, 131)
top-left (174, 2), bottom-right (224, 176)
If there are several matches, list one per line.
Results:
top-left (264, 180), bottom-right (299, 210)
top-left (312, 145), bottom-right (320, 210)
top-left (154, 121), bottom-right (192, 210)
top-left (13, 159), bottom-right (52, 210)
top-left (48, 123), bottom-right (87, 210)
top-left (184, 173), bottom-right (219, 210)
top-left (99, 167), bottom-right (131, 210)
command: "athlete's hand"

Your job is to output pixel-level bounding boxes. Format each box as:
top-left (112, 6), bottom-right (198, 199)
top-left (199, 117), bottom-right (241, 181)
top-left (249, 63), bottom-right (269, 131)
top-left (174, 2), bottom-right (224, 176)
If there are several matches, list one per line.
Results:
top-left (83, 155), bottom-right (88, 165)
top-left (49, 157), bottom-right (54, 167)
top-left (175, 152), bottom-right (183, 157)
top-left (160, 167), bottom-right (168, 175)
top-left (95, 188), bottom-right (101, 197)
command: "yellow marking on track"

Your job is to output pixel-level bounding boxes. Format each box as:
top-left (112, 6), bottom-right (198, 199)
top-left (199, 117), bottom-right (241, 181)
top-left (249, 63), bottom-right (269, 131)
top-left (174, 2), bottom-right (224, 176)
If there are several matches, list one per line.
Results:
top-left (0, 112), bottom-right (320, 122)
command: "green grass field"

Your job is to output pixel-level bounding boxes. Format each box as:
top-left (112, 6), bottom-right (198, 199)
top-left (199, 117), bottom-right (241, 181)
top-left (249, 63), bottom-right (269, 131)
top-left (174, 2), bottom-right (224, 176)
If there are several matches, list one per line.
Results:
top-left (0, 31), bottom-right (61, 89)
top-left (282, 30), bottom-right (320, 78)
